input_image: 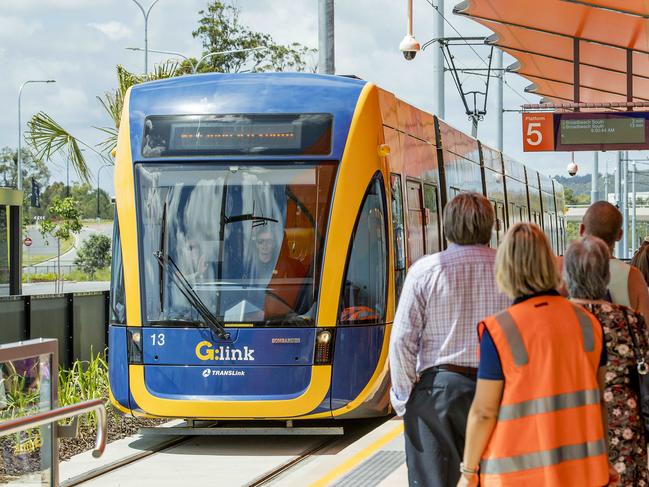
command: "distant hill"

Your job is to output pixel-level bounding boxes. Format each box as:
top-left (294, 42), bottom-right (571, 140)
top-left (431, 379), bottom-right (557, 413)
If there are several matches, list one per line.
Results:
top-left (554, 174), bottom-right (649, 197)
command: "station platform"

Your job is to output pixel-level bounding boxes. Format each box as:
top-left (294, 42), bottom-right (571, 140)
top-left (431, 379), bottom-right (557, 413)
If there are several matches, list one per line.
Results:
top-left (281, 418), bottom-right (407, 486)
top-left (57, 417), bottom-right (408, 486)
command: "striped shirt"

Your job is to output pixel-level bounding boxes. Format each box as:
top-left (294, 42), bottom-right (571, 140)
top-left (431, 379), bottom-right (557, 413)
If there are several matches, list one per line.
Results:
top-left (389, 243), bottom-right (510, 416)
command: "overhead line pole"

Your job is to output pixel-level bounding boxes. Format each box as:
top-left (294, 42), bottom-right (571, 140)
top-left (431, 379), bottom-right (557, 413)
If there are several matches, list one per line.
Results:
top-left (496, 48), bottom-right (503, 151)
top-left (434, 0), bottom-right (445, 118)
top-left (318, 0), bottom-right (335, 75)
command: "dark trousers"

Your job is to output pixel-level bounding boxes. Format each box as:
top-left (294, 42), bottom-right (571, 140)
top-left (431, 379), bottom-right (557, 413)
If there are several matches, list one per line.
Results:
top-left (403, 369), bottom-right (477, 487)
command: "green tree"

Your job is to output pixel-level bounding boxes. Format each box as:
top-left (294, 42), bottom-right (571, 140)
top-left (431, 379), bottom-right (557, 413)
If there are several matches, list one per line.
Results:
top-left (74, 234), bottom-right (111, 278)
top-left (26, 62), bottom-right (180, 179)
top-left (189, 1), bottom-right (316, 74)
top-left (25, 2), bottom-right (315, 175)
top-left (39, 197), bottom-right (83, 292)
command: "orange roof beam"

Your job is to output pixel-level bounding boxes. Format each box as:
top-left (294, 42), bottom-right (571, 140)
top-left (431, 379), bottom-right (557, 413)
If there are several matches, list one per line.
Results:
top-left (559, 0), bottom-right (649, 19)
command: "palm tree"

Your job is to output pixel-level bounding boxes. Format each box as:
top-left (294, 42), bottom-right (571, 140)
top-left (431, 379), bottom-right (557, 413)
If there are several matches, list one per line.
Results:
top-left (26, 61), bottom-right (180, 181)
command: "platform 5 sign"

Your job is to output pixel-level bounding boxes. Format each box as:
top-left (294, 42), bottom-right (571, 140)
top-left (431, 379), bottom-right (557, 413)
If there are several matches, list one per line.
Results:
top-left (522, 113), bottom-right (555, 152)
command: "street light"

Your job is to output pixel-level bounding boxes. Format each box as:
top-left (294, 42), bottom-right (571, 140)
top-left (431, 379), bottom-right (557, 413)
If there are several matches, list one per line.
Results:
top-left (129, 0), bottom-right (161, 74)
top-left (18, 79), bottom-right (56, 191)
top-left (126, 46), bottom-right (269, 74)
top-left (96, 164), bottom-right (113, 220)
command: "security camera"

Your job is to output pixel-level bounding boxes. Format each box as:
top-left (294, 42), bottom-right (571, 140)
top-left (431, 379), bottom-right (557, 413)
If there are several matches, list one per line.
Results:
top-left (567, 162), bottom-right (579, 177)
top-left (399, 35), bottom-right (420, 61)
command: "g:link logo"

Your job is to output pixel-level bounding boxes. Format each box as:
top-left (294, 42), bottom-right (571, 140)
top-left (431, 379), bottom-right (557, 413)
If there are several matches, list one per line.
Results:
top-left (195, 341), bottom-right (255, 361)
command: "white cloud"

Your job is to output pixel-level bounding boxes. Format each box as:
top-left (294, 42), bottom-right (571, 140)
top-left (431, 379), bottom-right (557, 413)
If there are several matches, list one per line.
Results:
top-left (88, 21), bottom-right (132, 41)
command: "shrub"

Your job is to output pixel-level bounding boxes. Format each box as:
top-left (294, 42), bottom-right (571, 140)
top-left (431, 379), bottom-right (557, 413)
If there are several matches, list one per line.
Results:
top-left (74, 234), bottom-right (111, 278)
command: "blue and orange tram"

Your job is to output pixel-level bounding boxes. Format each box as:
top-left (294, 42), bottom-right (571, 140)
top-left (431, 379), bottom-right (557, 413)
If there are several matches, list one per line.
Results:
top-left (108, 73), bottom-right (566, 420)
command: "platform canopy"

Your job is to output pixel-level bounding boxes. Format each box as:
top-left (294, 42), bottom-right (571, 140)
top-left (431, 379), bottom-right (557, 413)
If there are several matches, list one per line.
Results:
top-left (454, 0), bottom-right (649, 104)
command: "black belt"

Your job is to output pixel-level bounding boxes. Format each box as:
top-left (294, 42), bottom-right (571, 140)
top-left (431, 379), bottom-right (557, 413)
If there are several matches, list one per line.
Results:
top-left (430, 364), bottom-right (478, 379)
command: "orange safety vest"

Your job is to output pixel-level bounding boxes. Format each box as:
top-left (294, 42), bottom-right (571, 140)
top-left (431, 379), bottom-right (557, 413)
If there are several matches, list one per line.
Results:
top-left (478, 295), bottom-right (609, 487)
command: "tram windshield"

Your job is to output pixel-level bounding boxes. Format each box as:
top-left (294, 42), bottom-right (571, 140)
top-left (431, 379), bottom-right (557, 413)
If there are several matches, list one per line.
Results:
top-left (137, 163), bottom-right (336, 325)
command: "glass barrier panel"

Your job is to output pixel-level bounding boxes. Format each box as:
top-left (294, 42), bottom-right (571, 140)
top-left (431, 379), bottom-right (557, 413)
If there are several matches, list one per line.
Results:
top-left (0, 344), bottom-right (55, 486)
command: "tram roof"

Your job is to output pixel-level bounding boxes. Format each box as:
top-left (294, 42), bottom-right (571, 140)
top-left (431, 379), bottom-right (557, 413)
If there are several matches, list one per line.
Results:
top-left (127, 73), bottom-right (367, 162)
top-left (454, 0), bottom-right (649, 104)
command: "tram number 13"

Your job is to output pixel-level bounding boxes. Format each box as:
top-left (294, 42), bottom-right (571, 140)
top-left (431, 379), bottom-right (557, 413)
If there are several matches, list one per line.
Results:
top-left (522, 113), bottom-right (555, 152)
top-left (151, 333), bottom-right (166, 346)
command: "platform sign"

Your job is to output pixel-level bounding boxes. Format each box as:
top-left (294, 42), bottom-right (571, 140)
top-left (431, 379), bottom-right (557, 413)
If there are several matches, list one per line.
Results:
top-left (523, 113), bottom-right (555, 152)
top-left (523, 111), bottom-right (649, 152)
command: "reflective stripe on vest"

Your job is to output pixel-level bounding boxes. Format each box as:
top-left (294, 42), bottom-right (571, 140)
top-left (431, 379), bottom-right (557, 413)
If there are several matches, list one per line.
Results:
top-left (498, 388), bottom-right (600, 421)
top-left (571, 304), bottom-right (595, 352)
top-left (493, 310), bottom-right (528, 366)
top-left (493, 304), bottom-right (595, 364)
top-left (480, 438), bottom-right (607, 475)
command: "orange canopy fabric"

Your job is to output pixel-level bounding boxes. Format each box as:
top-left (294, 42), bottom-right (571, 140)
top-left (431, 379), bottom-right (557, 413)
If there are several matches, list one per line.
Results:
top-left (454, 0), bottom-right (649, 104)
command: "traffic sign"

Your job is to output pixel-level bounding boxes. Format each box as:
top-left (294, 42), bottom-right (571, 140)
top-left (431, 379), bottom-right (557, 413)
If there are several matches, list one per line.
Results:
top-left (24, 237), bottom-right (33, 247)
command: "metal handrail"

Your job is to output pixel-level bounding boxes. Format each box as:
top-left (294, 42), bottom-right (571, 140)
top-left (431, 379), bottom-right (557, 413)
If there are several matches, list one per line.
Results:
top-left (0, 398), bottom-right (107, 458)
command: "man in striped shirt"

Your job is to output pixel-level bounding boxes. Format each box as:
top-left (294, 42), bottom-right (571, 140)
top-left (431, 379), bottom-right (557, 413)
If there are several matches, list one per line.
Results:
top-left (389, 192), bottom-right (510, 487)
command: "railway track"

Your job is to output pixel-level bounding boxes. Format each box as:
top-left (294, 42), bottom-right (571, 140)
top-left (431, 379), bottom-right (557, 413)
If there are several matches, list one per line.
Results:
top-left (60, 419), bottom-right (387, 486)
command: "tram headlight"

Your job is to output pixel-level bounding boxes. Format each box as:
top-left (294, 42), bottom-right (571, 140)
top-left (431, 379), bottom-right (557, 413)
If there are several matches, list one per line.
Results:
top-left (314, 329), bottom-right (335, 365)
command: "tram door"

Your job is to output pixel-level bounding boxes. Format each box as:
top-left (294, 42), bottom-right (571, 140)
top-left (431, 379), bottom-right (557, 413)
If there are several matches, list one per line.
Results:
top-left (406, 180), bottom-right (426, 265)
top-left (423, 183), bottom-right (441, 254)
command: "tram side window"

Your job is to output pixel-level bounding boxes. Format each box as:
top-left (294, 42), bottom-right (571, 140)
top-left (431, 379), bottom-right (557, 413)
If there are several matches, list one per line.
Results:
top-left (340, 176), bottom-right (387, 325)
top-left (390, 174), bottom-right (406, 301)
top-left (110, 211), bottom-right (126, 324)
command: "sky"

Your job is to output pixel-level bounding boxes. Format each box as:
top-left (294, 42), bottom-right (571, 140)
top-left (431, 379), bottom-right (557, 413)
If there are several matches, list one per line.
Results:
top-left (0, 0), bottom-right (612, 195)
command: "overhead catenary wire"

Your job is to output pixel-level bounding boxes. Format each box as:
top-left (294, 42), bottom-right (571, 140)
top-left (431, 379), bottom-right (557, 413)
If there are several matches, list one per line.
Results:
top-left (421, 0), bottom-right (533, 105)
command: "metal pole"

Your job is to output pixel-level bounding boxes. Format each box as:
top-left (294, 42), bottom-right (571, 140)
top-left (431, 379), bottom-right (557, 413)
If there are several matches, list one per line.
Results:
top-left (615, 151), bottom-right (622, 258)
top-left (604, 158), bottom-right (608, 202)
top-left (633, 162), bottom-right (637, 251)
top-left (434, 0), bottom-right (445, 118)
top-left (591, 152), bottom-right (599, 202)
top-left (623, 152), bottom-right (629, 259)
top-left (318, 0), bottom-right (335, 74)
top-left (130, 0), bottom-right (161, 74)
top-left (17, 80), bottom-right (55, 191)
top-left (496, 48), bottom-right (503, 151)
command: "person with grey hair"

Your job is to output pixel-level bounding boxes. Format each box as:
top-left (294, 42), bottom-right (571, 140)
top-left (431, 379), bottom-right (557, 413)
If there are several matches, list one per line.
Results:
top-left (390, 192), bottom-right (510, 487)
top-left (565, 236), bottom-right (649, 486)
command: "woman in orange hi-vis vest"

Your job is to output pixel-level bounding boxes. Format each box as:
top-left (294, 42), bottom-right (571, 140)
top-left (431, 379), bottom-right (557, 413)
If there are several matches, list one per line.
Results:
top-left (457, 223), bottom-right (619, 487)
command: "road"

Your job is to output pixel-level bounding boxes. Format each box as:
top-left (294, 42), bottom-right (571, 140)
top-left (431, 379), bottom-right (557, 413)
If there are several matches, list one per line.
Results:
top-left (24, 222), bottom-right (113, 275)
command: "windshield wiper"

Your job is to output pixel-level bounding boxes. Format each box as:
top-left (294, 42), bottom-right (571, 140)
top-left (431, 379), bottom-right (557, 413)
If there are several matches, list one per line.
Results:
top-left (154, 250), bottom-right (230, 340)
top-left (224, 213), bottom-right (278, 225)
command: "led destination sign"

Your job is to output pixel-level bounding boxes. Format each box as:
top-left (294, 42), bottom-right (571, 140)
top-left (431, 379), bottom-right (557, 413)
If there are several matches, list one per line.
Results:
top-left (142, 113), bottom-right (333, 157)
top-left (560, 118), bottom-right (645, 145)
top-left (523, 111), bottom-right (649, 152)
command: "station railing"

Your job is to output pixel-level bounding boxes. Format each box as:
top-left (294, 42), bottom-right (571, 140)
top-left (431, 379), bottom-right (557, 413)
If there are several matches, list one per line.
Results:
top-left (0, 338), bottom-right (106, 486)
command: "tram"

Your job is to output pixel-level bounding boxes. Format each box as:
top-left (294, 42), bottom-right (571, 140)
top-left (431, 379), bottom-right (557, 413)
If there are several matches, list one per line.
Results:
top-left (108, 73), bottom-right (566, 420)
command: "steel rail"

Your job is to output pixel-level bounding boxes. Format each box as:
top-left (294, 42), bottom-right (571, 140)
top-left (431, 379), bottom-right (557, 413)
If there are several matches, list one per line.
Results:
top-left (0, 398), bottom-right (107, 458)
top-left (246, 436), bottom-right (339, 486)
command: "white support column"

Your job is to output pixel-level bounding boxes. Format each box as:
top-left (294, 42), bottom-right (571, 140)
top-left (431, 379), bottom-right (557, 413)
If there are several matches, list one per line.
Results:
top-left (591, 152), bottom-right (599, 203)
top-left (632, 162), bottom-right (637, 252)
top-left (433, 0), bottom-right (445, 118)
top-left (615, 151), bottom-right (622, 258)
top-left (318, 0), bottom-right (335, 75)
top-left (496, 48), bottom-right (504, 151)
top-left (623, 152), bottom-right (629, 259)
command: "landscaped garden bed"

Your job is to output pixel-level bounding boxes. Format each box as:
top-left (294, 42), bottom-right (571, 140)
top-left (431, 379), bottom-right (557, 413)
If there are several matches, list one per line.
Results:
top-left (0, 352), bottom-right (166, 482)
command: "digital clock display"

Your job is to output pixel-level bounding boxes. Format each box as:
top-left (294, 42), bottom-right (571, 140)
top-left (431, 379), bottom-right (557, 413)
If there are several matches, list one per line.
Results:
top-left (560, 117), bottom-right (646, 145)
